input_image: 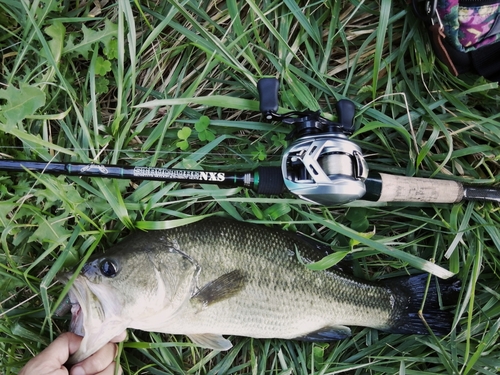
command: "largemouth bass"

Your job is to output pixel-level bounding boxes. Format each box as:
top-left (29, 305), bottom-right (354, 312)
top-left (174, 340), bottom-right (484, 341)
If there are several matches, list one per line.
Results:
top-left (59, 219), bottom-right (460, 364)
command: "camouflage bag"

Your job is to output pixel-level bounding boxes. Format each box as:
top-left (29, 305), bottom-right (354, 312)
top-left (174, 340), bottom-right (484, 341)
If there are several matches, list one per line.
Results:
top-left (412, 0), bottom-right (500, 81)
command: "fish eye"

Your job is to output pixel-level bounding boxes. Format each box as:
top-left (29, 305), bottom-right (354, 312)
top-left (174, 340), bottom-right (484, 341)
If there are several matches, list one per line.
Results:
top-left (99, 259), bottom-right (118, 278)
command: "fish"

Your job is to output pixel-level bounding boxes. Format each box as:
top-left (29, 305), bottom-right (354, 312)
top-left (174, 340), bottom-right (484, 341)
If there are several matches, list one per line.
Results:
top-left (58, 218), bottom-right (460, 364)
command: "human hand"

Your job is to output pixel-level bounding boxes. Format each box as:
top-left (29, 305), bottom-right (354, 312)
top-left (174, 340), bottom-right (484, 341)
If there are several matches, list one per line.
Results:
top-left (19, 331), bottom-right (127, 375)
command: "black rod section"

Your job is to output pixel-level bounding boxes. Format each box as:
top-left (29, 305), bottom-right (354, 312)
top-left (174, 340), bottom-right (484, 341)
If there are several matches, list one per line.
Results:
top-left (462, 186), bottom-right (500, 203)
top-left (0, 159), bottom-right (284, 195)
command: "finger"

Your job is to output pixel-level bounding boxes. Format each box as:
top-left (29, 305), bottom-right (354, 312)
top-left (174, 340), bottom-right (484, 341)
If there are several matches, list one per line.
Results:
top-left (70, 342), bottom-right (117, 375)
top-left (97, 361), bottom-right (123, 375)
top-left (65, 332), bottom-right (85, 355)
top-left (19, 363), bottom-right (69, 375)
top-left (110, 331), bottom-right (127, 343)
top-left (36, 333), bottom-right (82, 367)
top-left (19, 333), bottom-right (83, 375)
top-left (45, 333), bottom-right (82, 363)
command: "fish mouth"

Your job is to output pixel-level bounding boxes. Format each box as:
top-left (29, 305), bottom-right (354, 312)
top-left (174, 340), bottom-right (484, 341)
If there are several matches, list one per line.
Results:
top-left (57, 273), bottom-right (99, 337)
top-left (57, 270), bottom-right (126, 364)
top-left (69, 290), bottom-right (85, 336)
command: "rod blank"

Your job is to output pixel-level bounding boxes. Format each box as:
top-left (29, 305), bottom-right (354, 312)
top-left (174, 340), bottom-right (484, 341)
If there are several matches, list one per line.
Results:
top-left (0, 159), bottom-right (285, 195)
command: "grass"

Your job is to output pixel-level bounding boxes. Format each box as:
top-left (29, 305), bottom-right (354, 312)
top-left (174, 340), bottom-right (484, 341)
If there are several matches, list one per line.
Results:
top-left (1, 0), bottom-right (500, 373)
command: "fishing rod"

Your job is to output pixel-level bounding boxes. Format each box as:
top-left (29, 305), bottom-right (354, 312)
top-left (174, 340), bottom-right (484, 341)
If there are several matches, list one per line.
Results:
top-left (1, 78), bottom-right (499, 206)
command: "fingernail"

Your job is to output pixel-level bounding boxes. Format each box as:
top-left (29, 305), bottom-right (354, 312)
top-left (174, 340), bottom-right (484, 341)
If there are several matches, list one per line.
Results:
top-left (71, 366), bottom-right (85, 375)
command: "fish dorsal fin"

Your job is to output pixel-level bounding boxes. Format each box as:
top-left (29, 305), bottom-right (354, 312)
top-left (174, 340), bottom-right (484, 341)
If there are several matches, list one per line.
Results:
top-left (295, 325), bottom-right (352, 342)
top-left (191, 269), bottom-right (246, 311)
top-left (188, 333), bottom-right (233, 351)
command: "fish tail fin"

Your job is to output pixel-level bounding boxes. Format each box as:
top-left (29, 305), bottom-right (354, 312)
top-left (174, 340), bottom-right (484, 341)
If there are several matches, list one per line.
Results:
top-left (386, 274), bottom-right (461, 336)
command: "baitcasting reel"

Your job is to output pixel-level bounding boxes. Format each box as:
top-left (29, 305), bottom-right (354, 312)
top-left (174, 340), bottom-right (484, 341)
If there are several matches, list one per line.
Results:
top-left (257, 78), bottom-right (368, 205)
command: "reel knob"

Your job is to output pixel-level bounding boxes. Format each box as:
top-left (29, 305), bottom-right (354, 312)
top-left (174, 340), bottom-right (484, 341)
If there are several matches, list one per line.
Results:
top-left (257, 78), bottom-right (279, 118)
top-left (335, 99), bottom-right (356, 134)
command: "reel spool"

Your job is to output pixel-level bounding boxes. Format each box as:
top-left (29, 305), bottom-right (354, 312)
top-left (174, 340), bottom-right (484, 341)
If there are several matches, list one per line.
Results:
top-left (258, 78), bottom-right (368, 205)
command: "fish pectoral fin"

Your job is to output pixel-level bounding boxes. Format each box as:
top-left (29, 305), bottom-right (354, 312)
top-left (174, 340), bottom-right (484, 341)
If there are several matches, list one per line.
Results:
top-left (190, 269), bottom-right (246, 310)
top-left (295, 325), bottom-right (352, 342)
top-left (188, 333), bottom-right (233, 351)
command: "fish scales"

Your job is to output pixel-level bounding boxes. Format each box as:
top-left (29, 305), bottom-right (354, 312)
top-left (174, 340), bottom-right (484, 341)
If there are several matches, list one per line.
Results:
top-left (60, 218), bottom-right (460, 364)
top-left (158, 220), bottom-right (394, 335)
